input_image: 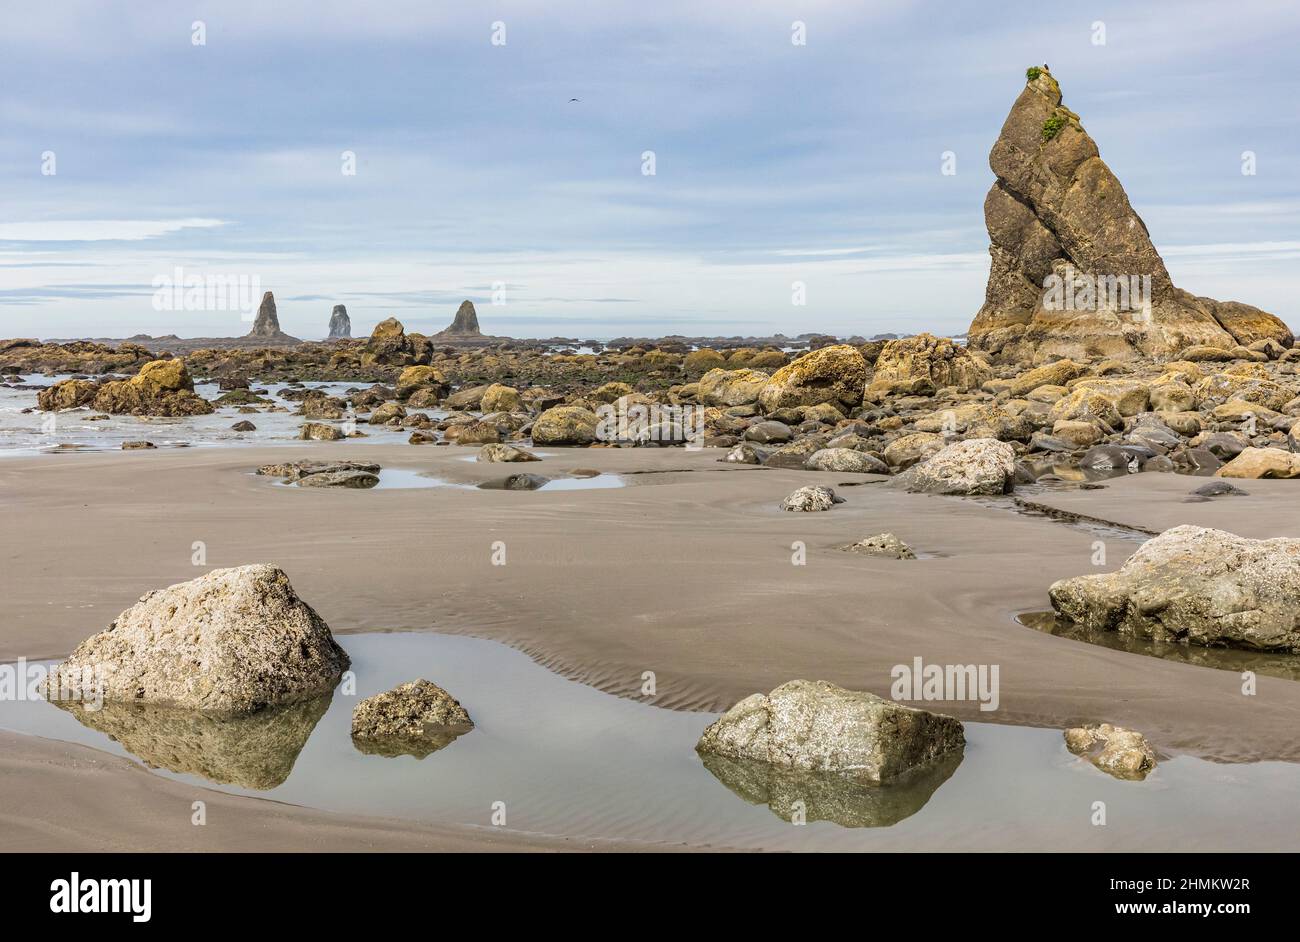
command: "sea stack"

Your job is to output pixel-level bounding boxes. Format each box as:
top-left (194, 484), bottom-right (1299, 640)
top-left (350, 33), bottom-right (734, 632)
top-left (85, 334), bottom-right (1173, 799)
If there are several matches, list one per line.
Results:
top-left (444, 300), bottom-right (481, 336)
top-left (328, 304), bottom-right (351, 339)
top-left (247, 291), bottom-right (283, 338)
top-left (967, 68), bottom-right (1291, 363)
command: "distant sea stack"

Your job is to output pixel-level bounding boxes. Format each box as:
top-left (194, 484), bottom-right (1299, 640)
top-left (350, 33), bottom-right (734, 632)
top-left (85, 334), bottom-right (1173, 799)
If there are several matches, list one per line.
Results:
top-left (328, 304), bottom-right (351, 339)
top-left (967, 68), bottom-right (1291, 363)
top-left (245, 291), bottom-right (300, 342)
top-left (440, 300), bottom-right (481, 337)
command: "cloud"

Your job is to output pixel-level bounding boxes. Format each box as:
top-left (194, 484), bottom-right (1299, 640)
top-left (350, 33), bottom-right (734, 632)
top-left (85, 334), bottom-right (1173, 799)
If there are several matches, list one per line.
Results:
top-left (0, 219), bottom-right (226, 243)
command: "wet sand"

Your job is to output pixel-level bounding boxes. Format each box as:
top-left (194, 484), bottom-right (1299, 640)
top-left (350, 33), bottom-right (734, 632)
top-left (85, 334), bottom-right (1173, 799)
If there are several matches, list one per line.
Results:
top-left (3, 445), bottom-right (1299, 849)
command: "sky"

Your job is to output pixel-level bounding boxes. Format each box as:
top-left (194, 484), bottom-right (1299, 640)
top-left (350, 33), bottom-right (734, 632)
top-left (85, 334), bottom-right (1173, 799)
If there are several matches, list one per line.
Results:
top-left (1, 0), bottom-right (1297, 341)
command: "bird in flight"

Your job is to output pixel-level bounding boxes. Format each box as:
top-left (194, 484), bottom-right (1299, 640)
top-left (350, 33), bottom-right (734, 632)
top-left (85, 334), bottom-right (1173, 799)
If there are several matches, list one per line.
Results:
top-left (569, 98), bottom-right (580, 102)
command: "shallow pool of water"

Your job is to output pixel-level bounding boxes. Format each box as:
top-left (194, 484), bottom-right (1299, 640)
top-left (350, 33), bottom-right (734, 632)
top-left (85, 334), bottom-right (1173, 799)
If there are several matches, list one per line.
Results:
top-left (3, 632), bottom-right (1299, 850)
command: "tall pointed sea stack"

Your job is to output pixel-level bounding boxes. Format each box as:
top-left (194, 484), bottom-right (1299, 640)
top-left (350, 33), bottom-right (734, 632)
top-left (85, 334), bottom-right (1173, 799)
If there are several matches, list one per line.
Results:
top-left (443, 300), bottom-right (481, 336)
top-left (967, 68), bottom-right (1291, 362)
top-left (328, 304), bottom-right (351, 339)
top-left (247, 291), bottom-right (283, 338)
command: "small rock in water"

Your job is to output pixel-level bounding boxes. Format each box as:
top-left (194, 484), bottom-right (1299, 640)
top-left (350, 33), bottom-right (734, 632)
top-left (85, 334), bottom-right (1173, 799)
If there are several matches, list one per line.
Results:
top-left (569, 467), bottom-right (601, 478)
top-left (121, 440), bottom-right (156, 450)
top-left (299, 422), bottom-right (344, 441)
top-left (844, 532), bottom-right (916, 559)
top-left (477, 443), bottom-right (540, 463)
top-left (696, 679), bottom-right (964, 783)
top-left (478, 473), bottom-right (551, 491)
top-left (231, 420), bottom-right (256, 432)
top-left (295, 470), bottom-right (379, 488)
top-left (720, 442), bottom-right (771, 465)
top-left (1064, 723), bottom-right (1156, 780)
top-left (257, 460), bottom-right (380, 481)
top-left (351, 679), bottom-right (473, 758)
top-left (780, 485), bottom-right (843, 512)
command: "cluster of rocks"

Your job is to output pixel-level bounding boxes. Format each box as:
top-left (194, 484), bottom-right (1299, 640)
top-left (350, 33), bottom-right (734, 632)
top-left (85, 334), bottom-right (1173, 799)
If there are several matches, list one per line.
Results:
top-left (256, 460), bottom-right (381, 488)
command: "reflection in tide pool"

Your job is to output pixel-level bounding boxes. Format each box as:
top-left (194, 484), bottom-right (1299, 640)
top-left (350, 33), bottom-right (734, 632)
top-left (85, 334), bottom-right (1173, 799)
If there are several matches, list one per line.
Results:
top-left (4, 633), bottom-right (1300, 850)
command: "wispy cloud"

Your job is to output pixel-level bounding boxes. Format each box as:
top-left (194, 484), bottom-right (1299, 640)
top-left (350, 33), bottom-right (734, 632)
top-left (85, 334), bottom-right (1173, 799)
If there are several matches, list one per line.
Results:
top-left (0, 219), bottom-right (226, 242)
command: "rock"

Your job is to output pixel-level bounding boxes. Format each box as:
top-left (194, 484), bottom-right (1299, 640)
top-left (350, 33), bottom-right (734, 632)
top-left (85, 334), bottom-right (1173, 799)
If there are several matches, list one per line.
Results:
top-left (895, 438), bottom-right (1016, 495)
top-left (696, 680), bottom-right (965, 784)
top-left (257, 460), bottom-right (380, 481)
top-left (395, 366), bottom-right (448, 401)
top-left (363, 317), bottom-right (415, 367)
top-left (1051, 419), bottom-right (1102, 448)
top-left (368, 401), bottom-right (406, 425)
top-left (697, 368), bottom-right (770, 407)
top-left (299, 422), bottom-right (344, 441)
top-left (478, 473), bottom-right (550, 490)
top-left (721, 442), bottom-right (771, 465)
top-left (1064, 723), bottom-right (1156, 781)
top-left (295, 470), bottom-right (378, 488)
top-left (121, 440), bottom-right (156, 450)
top-left (1215, 447), bottom-right (1300, 479)
top-left (351, 679), bottom-right (473, 758)
top-left (1191, 481), bottom-right (1248, 498)
top-left (866, 333), bottom-right (990, 399)
top-left (779, 485), bottom-right (843, 512)
top-left (967, 68), bottom-right (1288, 361)
top-left (844, 532), bottom-right (916, 559)
top-left (804, 448), bottom-right (888, 474)
top-left (1193, 373), bottom-right (1294, 412)
top-left (1047, 388), bottom-right (1121, 431)
top-left (328, 304), bottom-right (351, 339)
top-left (91, 358), bottom-right (214, 417)
top-left (480, 383), bottom-right (521, 412)
top-left (757, 344), bottom-right (867, 414)
top-left (1049, 524), bottom-right (1300, 652)
top-left (231, 420), bottom-right (256, 432)
top-left (478, 443), bottom-right (541, 463)
top-left (439, 300), bottom-right (481, 336)
top-left (37, 378), bottom-right (99, 410)
top-left (44, 565), bottom-right (350, 714)
top-left (1007, 359), bottom-right (1083, 397)
top-left (532, 405), bottom-right (599, 445)
top-left (743, 420), bottom-right (793, 444)
top-left (246, 291), bottom-right (298, 340)
top-left (882, 432), bottom-right (945, 469)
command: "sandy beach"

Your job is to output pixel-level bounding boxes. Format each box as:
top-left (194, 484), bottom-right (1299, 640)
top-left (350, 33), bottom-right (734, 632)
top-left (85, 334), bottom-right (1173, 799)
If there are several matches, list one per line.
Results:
top-left (4, 444), bottom-right (1299, 849)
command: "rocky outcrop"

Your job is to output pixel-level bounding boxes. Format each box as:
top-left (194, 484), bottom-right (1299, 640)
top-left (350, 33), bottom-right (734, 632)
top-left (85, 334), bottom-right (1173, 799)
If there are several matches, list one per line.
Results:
top-left (1049, 524), bottom-right (1300, 652)
top-left (866, 333), bottom-right (990, 399)
top-left (696, 680), bottom-right (965, 784)
top-left (37, 378), bottom-right (99, 411)
top-left (351, 679), bottom-right (473, 758)
top-left (328, 304), bottom-right (351, 339)
top-left (363, 317), bottom-right (416, 367)
top-left (246, 291), bottom-right (300, 342)
top-left (441, 300), bottom-right (481, 336)
top-left (45, 565), bottom-right (350, 714)
top-left (1064, 723), bottom-right (1156, 781)
top-left (968, 68), bottom-right (1291, 362)
top-left (90, 358), bottom-right (214, 416)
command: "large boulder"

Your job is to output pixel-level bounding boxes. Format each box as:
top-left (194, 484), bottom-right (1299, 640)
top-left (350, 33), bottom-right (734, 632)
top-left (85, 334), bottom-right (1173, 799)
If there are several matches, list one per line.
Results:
top-left (757, 344), bottom-right (867, 414)
top-left (395, 365), bottom-right (448, 401)
top-left (37, 378), bottom-right (100, 411)
top-left (363, 317), bottom-right (415, 367)
top-left (967, 68), bottom-right (1290, 361)
top-left (45, 565), bottom-right (350, 714)
top-left (1049, 525), bottom-right (1300, 652)
top-left (697, 368), bottom-right (769, 407)
top-left (91, 358), bottom-right (214, 416)
top-left (866, 333), bottom-right (990, 399)
top-left (480, 383), bottom-right (522, 413)
top-left (894, 438), bottom-right (1016, 495)
top-left (696, 680), bottom-right (965, 784)
top-left (532, 405), bottom-right (599, 445)
top-left (1216, 447), bottom-right (1300, 479)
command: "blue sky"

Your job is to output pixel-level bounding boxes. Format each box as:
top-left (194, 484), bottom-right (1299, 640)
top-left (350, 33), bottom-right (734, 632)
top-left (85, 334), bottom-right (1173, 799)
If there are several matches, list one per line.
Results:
top-left (1, 0), bottom-right (1297, 340)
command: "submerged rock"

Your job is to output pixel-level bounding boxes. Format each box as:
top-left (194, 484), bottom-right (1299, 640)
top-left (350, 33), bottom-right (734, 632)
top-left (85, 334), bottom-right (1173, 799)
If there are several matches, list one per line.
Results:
top-left (696, 680), bottom-right (965, 784)
top-left (477, 443), bottom-right (540, 463)
top-left (1049, 525), bottom-right (1300, 652)
top-left (780, 485), bottom-right (843, 512)
top-left (295, 469), bottom-right (378, 488)
top-left (257, 459), bottom-right (380, 481)
top-left (45, 565), bottom-right (350, 714)
top-left (351, 679), bottom-right (474, 759)
top-left (478, 472), bottom-right (550, 490)
top-left (1064, 723), bottom-right (1156, 781)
